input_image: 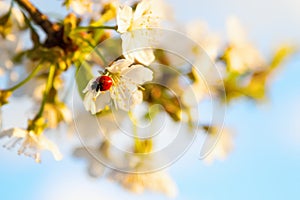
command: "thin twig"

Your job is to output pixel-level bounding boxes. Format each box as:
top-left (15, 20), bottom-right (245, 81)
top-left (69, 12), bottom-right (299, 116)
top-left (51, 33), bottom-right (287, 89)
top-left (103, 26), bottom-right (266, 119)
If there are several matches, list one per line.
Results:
top-left (14, 0), bottom-right (59, 35)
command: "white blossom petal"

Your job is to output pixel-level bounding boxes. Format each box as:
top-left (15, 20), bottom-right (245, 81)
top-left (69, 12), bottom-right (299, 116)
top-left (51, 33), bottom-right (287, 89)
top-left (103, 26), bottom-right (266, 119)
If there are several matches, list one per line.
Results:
top-left (133, 0), bottom-right (151, 21)
top-left (117, 0), bottom-right (161, 66)
top-left (203, 128), bottom-right (234, 164)
top-left (226, 16), bottom-right (265, 73)
top-left (182, 81), bottom-right (207, 107)
top-left (130, 89), bottom-right (143, 108)
top-left (83, 78), bottom-right (97, 93)
top-left (0, 128), bottom-right (62, 162)
top-left (29, 131), bottom-right (63, 161)
top-left (122, 64), bottom-right (153, 85)
top-left (117, 5), bottom-right (133, 33)
top-left (132, 1), bottom-right (153, 29)
top-left (227, 16), bottom-right (247, 45)
top-left (68, 0), bottom-right (103, 19)
top-left (94, 92), bottom-right (111, 112)
top-left (132, 0), bottom-right (162, 29)
top-left (121, 33), bottom-right (155, 66)
top-left (73, 147), bottom-right (105, 178)
top-left (84, 90), bottom-right (111, 115)
top-left (110, 85), bottom-right (129, 111)
top-left (83, 90), bottom-right (95, 113)
top-left (0, 128), bottom-right (27, 139)
top-left (107, 59), bottom-right (133, 74)
top-left (109, 170), bottom-right (178, 198)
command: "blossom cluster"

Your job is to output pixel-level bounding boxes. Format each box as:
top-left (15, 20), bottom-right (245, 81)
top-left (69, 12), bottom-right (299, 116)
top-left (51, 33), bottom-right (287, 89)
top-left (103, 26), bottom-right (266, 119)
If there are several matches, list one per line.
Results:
top-left (0, 0), bottom-right (293, 197)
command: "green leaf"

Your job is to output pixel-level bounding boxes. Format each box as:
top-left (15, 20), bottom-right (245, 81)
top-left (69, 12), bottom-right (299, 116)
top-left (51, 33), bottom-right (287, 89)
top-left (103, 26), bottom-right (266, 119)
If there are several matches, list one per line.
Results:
top-left (63, 0), bottom-right (72, 8)
top-left (75, 61), bottom-right (94, 99)
top-left (270, 45), bottom-right (295, 71)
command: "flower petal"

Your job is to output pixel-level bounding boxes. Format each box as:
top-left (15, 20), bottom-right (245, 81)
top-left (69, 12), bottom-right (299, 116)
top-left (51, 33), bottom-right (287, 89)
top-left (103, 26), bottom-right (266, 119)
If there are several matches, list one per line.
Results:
top-left (124, 49), bottom-right (155, 66)
top-left (29, 132), bottom-right (63, 161)
top-left (122, 64), bottom-right (153, 85)
top-left (83, 91), bottom-right (94, 112)
top-left (117, 5), bottom-right (133, 33)
top-left (94, 92), bottom-right (111, 113)
top-left (132, 0), bottom-right (161, 29)
top-left (121, 33), bottom-right (155, 66)
top-left (0, 128), bottom-right (27, 138)
top-left (83, 78), bottom-right (97, 93)
top-left (130, 89), bottom-right (143, 108)
top-left (133, 0), bottom-right (151, 21)
top-left (111, 85), bottom-right (143, 111)
top-left (107, 59), bottom-right (133, 74)
top-left (109, 170), bottom-right (178, 197)
top-left (73, 147), bottom-right (105, 178)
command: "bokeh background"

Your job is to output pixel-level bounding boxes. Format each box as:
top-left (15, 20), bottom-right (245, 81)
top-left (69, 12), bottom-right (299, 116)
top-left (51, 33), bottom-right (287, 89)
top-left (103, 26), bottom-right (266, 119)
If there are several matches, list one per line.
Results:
top-left (1, 0), bottom-right (300, 199)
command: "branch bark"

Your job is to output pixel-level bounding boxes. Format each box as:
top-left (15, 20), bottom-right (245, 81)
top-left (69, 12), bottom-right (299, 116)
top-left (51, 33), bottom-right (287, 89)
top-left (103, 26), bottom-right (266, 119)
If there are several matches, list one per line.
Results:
top-left (15, 0), bottom-right (59, 35)
top-left (15, 0), bottom-right (76, 51)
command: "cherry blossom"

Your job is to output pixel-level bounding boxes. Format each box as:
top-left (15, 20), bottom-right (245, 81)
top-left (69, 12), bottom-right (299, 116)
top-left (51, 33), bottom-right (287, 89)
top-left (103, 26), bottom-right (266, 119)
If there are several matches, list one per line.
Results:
top-left (83, 59), bottom-right (153, 114)
top-left (0, 128), bottom-right (63, 163)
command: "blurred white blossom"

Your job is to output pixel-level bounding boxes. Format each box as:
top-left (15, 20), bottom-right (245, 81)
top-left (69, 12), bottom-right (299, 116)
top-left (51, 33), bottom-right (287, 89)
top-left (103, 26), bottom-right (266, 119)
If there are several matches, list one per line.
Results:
top-left (67, 0), bottom-right (111, 19)
top-left (0, 1), bottom-right (24, 81)
top-left (73, 146), bottom-right (105, 177)
top-left (43, 103), bottom-right (72, 128)
top-left (0, 128), bottom-right (63, 163)
top-left (181, 22), bottom-right (223, 107)
top-left (203, 128), bottom-right (234, 164)
top-left (226, 16), bottom-right (265, 73)
top-left (109, 170), bottom-right (178, 198)
top-left (186, 21), bottom-right (220, 60)
top-left (182, 67), bottom-right (210, 107)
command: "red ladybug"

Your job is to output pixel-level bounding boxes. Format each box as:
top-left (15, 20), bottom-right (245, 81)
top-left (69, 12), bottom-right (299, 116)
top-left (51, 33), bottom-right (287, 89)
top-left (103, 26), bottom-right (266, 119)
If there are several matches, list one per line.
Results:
top-left (95, 75), bottom-right (113, 92)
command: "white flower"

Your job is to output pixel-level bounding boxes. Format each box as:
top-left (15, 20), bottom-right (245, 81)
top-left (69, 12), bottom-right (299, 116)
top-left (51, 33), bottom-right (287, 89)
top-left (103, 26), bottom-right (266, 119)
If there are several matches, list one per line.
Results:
top-left (117, 0), bottom-right (162, 34)
top-left (226, 16), bottom-right (265, 73)
top-left (73, 107), bottom-right (127, 146)
top-left (0, 128), bottom-right (63, 163)
top-left (69, 0), bottom-right (93, 15)
top-left (182, 67), bottom-right (210, 107)
top-left (73, 146), bottom-right (105, 178)
top-left (203, 128), bottom-right (234, 164)
top-left (181, 21), bottom-right (224, 107)
top-left (182, 62), bottom-right (220, 108)
top-left (109, 170), bottom-right (178, 198)
top-left (83, 59), bottom-right (153, 114)
top-left (117, 0), bottom-right (165, 65)
top-left (67, 0), bottom-right (111, 19)
top-left (0, 1), bottom-right (24, 81)
top-left (43, 103), bottom-right (72, 128)
top-left (186, 21), bottom-right (220, 60)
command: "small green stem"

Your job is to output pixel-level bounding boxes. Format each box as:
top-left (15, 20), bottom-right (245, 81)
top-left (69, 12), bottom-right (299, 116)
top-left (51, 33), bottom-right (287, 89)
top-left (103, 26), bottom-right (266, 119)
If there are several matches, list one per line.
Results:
top-left (82, 38), bottom-right (108, 66)
top-left (4, 63), bottom-right (43, 92)
top-left (76, 25), bottom-right (118, 31)
top-left (34, 64), bottom-right (56, 119)
top-left (186, 108), bottom-right (195, 130)
top-left (128, 111), bottom-right (141, 150)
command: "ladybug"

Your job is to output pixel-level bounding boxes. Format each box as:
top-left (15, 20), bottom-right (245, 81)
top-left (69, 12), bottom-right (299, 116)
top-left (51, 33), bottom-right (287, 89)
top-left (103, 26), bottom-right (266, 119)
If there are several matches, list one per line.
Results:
top-left (93, 75), bottom-right (113, 92)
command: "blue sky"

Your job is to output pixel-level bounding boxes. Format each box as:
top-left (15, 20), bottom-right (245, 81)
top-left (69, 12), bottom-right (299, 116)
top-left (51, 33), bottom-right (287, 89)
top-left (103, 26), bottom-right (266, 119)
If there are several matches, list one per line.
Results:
top-left (1, 0), bottom-right (300, 199)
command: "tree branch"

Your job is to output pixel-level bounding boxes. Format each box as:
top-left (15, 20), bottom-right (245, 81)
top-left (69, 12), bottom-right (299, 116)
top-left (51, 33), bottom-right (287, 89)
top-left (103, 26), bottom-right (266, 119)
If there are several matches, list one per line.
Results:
top-left (15, 0), bottom-right (59, 35)
top-left (15, 0), bottom-right (77, 51)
